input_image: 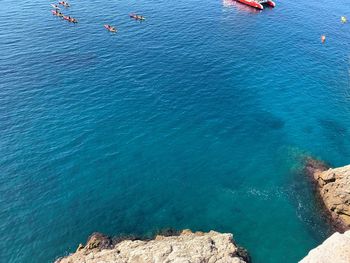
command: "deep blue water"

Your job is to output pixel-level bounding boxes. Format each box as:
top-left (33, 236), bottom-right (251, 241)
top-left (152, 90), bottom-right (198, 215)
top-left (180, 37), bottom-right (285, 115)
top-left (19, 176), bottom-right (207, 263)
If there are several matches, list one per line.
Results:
top-left (1, 0), bottom-right (350, 262)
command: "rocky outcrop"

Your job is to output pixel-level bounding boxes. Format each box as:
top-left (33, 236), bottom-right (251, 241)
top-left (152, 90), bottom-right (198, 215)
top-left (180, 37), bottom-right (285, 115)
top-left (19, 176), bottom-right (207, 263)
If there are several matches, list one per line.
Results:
top-left (55, 230), bottom-right (250, 263)
top-left (299, 230), bottom-right (350, 263)
top-left (305, 158), bottom-right (350, 230)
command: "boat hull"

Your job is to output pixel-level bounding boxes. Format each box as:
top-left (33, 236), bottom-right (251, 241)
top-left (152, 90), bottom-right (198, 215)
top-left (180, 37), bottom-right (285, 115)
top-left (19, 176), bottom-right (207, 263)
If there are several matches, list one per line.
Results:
top-left (234, 0), bottom-right (276, 9)
top-left (266, 0), bottom-right (276, 7)
top-left (235, 0), bottom-right (263, 10)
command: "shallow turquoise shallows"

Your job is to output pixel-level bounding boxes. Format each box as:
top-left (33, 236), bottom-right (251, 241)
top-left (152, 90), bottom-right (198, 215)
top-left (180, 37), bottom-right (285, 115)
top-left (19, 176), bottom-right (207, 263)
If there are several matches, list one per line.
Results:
top-left (1, 0), bottom-right (350, 262)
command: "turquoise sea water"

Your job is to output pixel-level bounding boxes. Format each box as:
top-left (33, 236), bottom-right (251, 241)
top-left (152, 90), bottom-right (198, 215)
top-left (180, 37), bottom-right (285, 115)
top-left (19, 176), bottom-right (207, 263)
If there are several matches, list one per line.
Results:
top-left (1, 0), bottom-right (350, 262)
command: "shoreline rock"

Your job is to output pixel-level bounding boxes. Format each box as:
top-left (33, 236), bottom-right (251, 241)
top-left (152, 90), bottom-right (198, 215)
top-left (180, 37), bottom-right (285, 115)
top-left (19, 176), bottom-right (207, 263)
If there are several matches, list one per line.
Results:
top-left (299, 230), bottom-right (350, 263)
top-left (304, 157), bottom-right (350, 231)
top-left (55, 230), bottom-right (250, 263)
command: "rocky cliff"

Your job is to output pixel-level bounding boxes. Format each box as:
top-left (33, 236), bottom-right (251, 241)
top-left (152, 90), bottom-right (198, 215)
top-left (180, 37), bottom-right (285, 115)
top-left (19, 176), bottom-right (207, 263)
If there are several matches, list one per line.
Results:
top-left (305, 158), bottom-right (350, 230)
top-left (299, 230), bottom-right (350, 263)
top-left (55, 230), bottom-right (250, 263)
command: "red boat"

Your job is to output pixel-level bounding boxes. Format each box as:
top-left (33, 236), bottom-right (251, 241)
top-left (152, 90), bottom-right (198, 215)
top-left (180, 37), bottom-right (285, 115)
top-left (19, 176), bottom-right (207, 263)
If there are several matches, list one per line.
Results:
top-left (235, 0), bottom-right (275, 10)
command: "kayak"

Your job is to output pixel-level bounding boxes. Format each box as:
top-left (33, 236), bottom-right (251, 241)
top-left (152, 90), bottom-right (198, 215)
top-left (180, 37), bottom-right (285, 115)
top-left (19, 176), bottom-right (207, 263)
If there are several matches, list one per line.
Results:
top-left (129, 13), bottom-right (145, 21)
top-left (51, 10), bottom-right (63, 17)
top-left (51, 4), bottom-right (60, 9)
top-left (63, 16), bottom-right (78, 23)
top-left (104, 24), bottom-right (117, 32)
top-left (59, 1), bottom-right (70, 7)
top-left (130, 14), bottom-right (145, 20)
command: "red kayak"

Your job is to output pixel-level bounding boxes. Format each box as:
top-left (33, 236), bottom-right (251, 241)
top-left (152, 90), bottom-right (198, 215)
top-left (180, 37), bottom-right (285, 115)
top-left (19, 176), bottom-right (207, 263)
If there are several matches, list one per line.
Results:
top-left (51, 10), bottom-right (63, 17)
top-left (235, 0), bottom-right (275, 10)
top-left (63, 15), bottom-right (77, 23)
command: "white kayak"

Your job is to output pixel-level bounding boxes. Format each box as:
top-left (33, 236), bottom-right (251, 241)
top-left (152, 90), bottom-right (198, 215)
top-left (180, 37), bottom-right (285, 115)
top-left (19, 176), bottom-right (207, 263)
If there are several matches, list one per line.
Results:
top-left (51, 4), bottom-right (60, 9)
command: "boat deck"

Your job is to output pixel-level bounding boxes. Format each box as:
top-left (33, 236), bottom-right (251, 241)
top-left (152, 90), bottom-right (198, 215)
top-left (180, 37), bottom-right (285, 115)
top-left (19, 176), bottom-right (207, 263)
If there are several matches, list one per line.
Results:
top-left (257, 0), bottom-right (271, 3)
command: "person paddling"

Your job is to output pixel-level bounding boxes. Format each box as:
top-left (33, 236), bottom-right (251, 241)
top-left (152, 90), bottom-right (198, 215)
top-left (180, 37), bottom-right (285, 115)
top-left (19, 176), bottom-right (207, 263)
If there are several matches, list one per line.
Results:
top-left (59, 1), bottom-right (70, 7)
top-left (104, 24), bottom-right (117, 32)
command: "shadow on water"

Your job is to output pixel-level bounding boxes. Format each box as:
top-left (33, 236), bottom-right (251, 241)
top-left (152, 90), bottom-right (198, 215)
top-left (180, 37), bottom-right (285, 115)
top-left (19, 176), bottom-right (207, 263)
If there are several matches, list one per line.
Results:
top-left (318, 118), bottom-right (350, 156)
top-left (302, 125), bottom-right (314, 135)
top-left (319, 119), bottom-right (347, 135)
top-left (252, 110), bottom-right (285, 130)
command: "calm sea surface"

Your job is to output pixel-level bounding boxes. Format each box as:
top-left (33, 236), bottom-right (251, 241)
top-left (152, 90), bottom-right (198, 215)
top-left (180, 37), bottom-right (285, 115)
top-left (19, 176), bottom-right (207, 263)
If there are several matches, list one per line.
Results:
top-left (1, 0), bottom-right (350, 262)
